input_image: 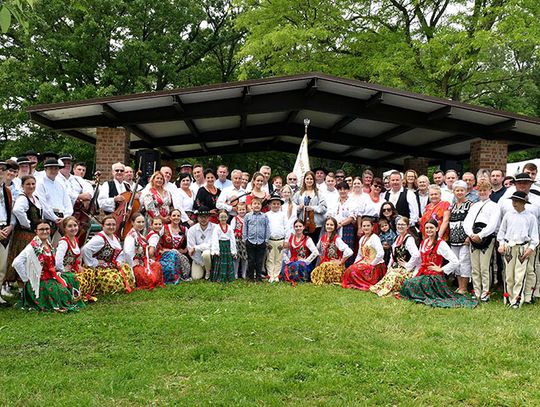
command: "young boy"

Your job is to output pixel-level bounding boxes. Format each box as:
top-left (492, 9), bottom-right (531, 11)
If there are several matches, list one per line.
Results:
top-left (378, 218), bottom-right (397, 267)
top-left (265, 195), bottom-right (289, 282)
top-left (243, 197), bottom-right (270, 281)
top-left (231, 202), bottom-right (248, 279)
top-left (497, 191), bottom-right (539, 308)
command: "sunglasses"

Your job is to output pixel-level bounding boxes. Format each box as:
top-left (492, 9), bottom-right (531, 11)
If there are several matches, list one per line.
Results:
top-left (37, 227), bottom-right (51, 231)
top-left (114, 169), bottom-right (125, 173)
top-left (373, 185), bottom-right (382, 189)
top-left (383, 208), bottom-right (392, 212)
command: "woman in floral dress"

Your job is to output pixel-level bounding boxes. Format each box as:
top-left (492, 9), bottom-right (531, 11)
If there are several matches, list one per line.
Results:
top-left (281, 219), bottom-right (319, 284)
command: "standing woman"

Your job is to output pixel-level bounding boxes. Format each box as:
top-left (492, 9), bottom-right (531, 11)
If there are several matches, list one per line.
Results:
top-left (362, 178), bottom-right (384, 233)
top-left (81, 215), bottom-right (135, 295)
top-left (419, 185), bottom-right (450, 240)
top-left (210, 210), bottom-right (237, 282)
top-left (342, 217), bottom-right (386, 291)
top-left (448, 180), bottom-right (473, 294)
top-left (370, 216), bottom-right (420, 296)
top-left (54, 216), bottom-right (86, 302)
top-left (403, 170), bottom-right (418, 192)
top-left (143, 171), bottom-right (174, 225)
top-left (13, 219), bottom-right (83, 312)
top-left (293, 171), bottom-right (327, 243)
top-left (246, 172), bottom-right (268, 212)
top-left (399, 219), bottom-right (477, 308)
top-left (280, 184), bottom-right (298, 235)
top-left (310, 217), bottom-right (353, 285)
top-left (334, 181), bottom-right (356, 267)
top-left (123, 212), bottom-right (164, 290)
top-left (281, 219), bottom-right (319, 283)
top-left (174, 173), bottom-right (195, 227)
top-left (158, 209), bottom-right (191, 283)
top-left (193, 169), bottom-right (221, 223)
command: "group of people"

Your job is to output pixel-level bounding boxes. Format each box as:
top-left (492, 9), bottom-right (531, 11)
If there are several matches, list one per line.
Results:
top-left (0, 149), bottom-right (537, 312)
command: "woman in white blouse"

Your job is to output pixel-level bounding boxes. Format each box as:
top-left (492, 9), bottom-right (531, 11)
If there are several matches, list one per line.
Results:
top-left (173, 173), bottom-right (195, 227)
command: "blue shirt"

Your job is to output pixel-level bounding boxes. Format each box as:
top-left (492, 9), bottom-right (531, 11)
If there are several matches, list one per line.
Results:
top-left (243, 211), bottom-right (270, 244)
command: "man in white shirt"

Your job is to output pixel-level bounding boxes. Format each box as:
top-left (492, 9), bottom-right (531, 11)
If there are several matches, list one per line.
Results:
top-left (24, 150), bottom-right (39, 175)
top-left (383, 171), bottom-right (419, 225)
top-left (216, 169), bottom-right (246, 216)
top-left (314, 167), bottom-right (327, 193)
top-left (33, 151), bottom-right (59, 183)
top-left (0, 161), bottom-right (14, 305)
top-left (160, 166), bottom-right (178, 195)
top-left (123, 166), bottom-right (143, 192)
top-left (215, 165), bottom-right (233, 190)
top-left (97, 162), bottom-right (132, 214)
top-left (11, 156), bottom-right (32, 198)
top-left (190, 164), bottom-right (205, 195)
top-left (57, 154), bottom-right (80, 205)
top-left (323, 173), bottom-right (339, 216)
top-left (187, 207), bottom-right (215, 280)
top-left (286, 172), bottom-right (299, 194)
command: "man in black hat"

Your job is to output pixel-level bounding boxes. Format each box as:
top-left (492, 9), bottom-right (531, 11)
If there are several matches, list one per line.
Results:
top-left (12, 156), bottom-right (32, 198)
top-left (57, 153), bottom-right (80, 204)
top-left (186, 206), bottom-right (215, 280)
top-left (313, 167), bottom-right (327, 193)
top-left (178, 163), bottom-right (193, 175)
top-left (24, 150), bottom-right (39, 175)
top-left (0, 159), bottom-right (14, 305)
top-left (266, 194), bottom-right (287, 282)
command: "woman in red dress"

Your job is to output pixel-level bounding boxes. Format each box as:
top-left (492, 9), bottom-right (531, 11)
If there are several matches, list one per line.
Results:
top-left (419, 185), bottom-right (450, 240)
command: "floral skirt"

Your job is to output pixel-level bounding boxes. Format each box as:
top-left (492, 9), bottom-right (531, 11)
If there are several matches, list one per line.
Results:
top-left (235, 237), bottom-right (247, 261)
top-left (341, 224), bottom-right (356, 268)
top-left (82, 264), bottom-right (135, 296)
top-left (342, 262), bottom-right (386, 291)
top-left (18, 278), bottom-right (83, 312)
top-left (400, 274), bottom-right (478, 308)
top-left (159, 250), bottom-right (191, 284)
top-left (133, 260), bottom-right (165, 290)
top-left (59, 271), bottom-right (85, 306)
top-left (370, 266), bottom-right (412, 297)
top-left (280, 260), bottom-right (314, 284)
top-left (211, 240), bottom-right (235, 283)
top-left (5, 229), bottom-right (34, 282)
top-left (311, 261), bottom-right (345, 286)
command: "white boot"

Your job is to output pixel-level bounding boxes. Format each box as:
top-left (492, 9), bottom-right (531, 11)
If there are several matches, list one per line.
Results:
top-left (1, 283), bottom-right (14, 298)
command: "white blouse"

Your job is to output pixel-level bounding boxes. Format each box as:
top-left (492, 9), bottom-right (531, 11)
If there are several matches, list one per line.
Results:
top-left (282, 235), bottom-right (319, 264)
top-left (354, 233), bottom-right (385, 265)
top-left (55, 238), bottom-right (81, 272)
top-left (81, 232), bottom-right (124, 267)
top-left (390, 235), bottom-right (420, 271)
top-left (210, 224), bottom-right (237, 256)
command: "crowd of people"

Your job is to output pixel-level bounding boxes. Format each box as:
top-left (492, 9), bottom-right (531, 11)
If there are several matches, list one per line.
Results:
top-left (0, 149), bottom-right (538, 312)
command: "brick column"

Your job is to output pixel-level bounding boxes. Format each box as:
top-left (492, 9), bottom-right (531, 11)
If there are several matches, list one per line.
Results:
top-left (469, 140), bottom-right (508, 175)
top-left (96, 128), bottom-right (130, 181)
top-left (404, 157), bottom-right (430, 176)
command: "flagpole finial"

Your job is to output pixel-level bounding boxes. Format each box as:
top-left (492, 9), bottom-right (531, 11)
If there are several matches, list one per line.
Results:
top-left (304, 118), bottom-right (310, 135)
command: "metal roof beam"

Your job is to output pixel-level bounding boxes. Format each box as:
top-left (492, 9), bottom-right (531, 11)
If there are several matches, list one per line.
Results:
top-left (342, 125), bottom-right (413, 156)
top-left (427, 106), bottom-right (452, 121)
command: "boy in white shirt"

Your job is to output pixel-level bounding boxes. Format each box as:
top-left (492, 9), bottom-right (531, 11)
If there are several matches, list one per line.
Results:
top-left (266, 195), bottom-right (288, 282)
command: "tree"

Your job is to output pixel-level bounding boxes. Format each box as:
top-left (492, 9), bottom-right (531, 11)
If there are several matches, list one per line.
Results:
top-left (0, 0), bottom-right (35, 33)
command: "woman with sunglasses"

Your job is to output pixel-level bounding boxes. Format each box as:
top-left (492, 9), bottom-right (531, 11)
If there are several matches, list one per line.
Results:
top-left (370, 216), bottom-right (420, 296)
top-left (379, 202), bottom-right (398, 232)
top-left (13, 219), bottom-right (83, 312)
top-left (399, 218), bottom-right (477, 308)
top-left (362, 177), bottom-right (385, 233)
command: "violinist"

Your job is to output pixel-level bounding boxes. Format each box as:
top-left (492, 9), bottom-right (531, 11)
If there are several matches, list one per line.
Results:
top-left (123, 166), bottom-right (143, 192)
top-left (292, 170), bottom-right (327, 243)
top-left (97, 162), bottom-right (133, 214)
top-left (70, 162), bottom-right (94, 200)
top-left (216, 169), bottom-right (246, 217)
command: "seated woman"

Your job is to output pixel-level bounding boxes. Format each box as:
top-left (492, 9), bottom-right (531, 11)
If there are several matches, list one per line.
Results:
top-left (310, 217), bottom-right (353, 285)
top-left (281, 219), bottom-right (319, 284)
top-left (370, 216), bottom-right (420, 296)
top-left (123, 212), bottom-right (164, 290)
top-left (342, 217), bottom-right (386, 291)
top-left (399, 218), bottom-right (477, 308)
top-left (13, 219), bottom-right (83, 312)
top-left (157, 210), bottom-right (191, 283)
top-left (81, 215), bottom-right (135, 295)
top-left (54, 216), bottom-right (88, 301)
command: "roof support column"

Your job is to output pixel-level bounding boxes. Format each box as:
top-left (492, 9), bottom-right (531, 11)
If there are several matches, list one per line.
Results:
top-left (96, 127), bottom-right (130, 180)
top-left (469, 140), bottom-right (508, 175)
top-left (404, 157), bottom-right (430, 176)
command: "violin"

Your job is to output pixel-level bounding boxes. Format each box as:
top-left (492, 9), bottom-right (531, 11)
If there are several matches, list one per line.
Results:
top-left (303, 196), bottom-right (316, 234)
top-left (75, 171), bottom-right (102, 247)
top-left (227, 192), bottom-right (250, 209)
top-left (113, 170), bottom-right (142, 240)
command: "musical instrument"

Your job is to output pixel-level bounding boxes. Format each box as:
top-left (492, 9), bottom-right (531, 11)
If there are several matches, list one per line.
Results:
top-left (75, 171), bottom-right (102, 246)
top-left (303, 196), bottom-right (316, 234)
top-left (227, 192), bottom-right (250, 209)
top-left (113, 169), bottom-right (142, 240)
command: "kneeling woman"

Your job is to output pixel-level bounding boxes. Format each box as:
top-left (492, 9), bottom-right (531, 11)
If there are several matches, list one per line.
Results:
top-left (158, 209), bottom-right (191, 283)
top-left (13, 219), bottom-right (83, 312)
top-left (310, 217), bottom-right (353, 285)
top-left (399, 218), bottom-right (477, 308)
top-left (81, 215), bottom-right (135, 295)
top-left (342, 217), bottom-right (386, 291)
top-left (123, 212), bottom-right (164, 290)
top-left (281, 219), bottom-right (319, 283)
top-left (370, 216), bottom-right (420, 296)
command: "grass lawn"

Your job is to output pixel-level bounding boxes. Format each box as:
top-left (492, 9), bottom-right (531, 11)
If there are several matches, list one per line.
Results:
top-left (1, 281), bottom-right (540, 406)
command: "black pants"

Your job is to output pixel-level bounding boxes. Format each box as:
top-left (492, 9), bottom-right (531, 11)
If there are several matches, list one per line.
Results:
top-left (246, 241), bottom-right (267, 280)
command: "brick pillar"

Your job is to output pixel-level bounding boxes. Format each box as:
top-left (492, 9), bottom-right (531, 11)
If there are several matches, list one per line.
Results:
top-left (404, 157), bottom-right (430, 176)
top-left (96, 128), bottom-right (130, 181)
top-left (469, 140), bottom-right (508, 175)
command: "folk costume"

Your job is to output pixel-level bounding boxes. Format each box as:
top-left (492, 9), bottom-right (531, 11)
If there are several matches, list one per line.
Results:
top-left (310, 233), bottom-right (353, 286)
top-left (158, 223), bottom-right (191, 283)
top-left (370, 234), bottom-right (420, 296)
top-left (81, 232), bottom-right (135, 296)
top-left (342, 233), bottom-right (386, 291)
top-left (124, 228), bottom-right (164, 290)
top-left (281, 234), bottom-right (319, 283)
top-left (210, 222), bottom-right (237, 282)
top-left (230, 214), bottom-right (248, 278)
top-left (399, 238), bottom-right (477, 308)
top-left (420, 200), bottom-right (450, 240)
top-left (55, 236), bottom-right (86, 302)
top-left (13, 236), bottom-right (83, 312)
top-left (448, 199), bottom-right (473, 279)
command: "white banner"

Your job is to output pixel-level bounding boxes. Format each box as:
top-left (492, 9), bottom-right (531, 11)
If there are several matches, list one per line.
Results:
top-left (293, 134), bottom-right (310, 182)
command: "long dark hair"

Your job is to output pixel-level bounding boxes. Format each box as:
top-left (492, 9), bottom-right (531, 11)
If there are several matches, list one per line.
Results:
top-left (324, 216), bottom-right (338, 241)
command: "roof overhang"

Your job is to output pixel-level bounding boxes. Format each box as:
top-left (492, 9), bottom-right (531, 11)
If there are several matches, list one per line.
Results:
top-left (27, 73), bottom-right (540, 168)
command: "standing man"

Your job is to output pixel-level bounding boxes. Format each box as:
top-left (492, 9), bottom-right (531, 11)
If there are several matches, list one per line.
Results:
top-left (383, 171), bottom-right (419, 226)
top-left (97, 162), bottom-right (132, 214)
top-left (432, 170), bottom-right (446, 190)
top-left (313, 167), bottom-right (327, 193)
top-left (190, 164), bottom-right (205, 195)
top-left (523, 162), bottom-right (540, 194)
top-left (160, 166), bottom-right (178, 195)
top-left (462, 172), bottom-right (479, 203)
top-left (286, 172), bottom-right (299, 194)
top-left (0, 160), bottom-right (14, 305)
top-left (70, 162), bottom-right (94, 201)
top-left (24, 150), bottom-right (39, 175)
top-left (11, 156), bottom-right (32, 198)
top-left (216, 169), bottom-right (246, 217)
top-left (215, 165), bottom-right (232, 190)
top-left (323, 173), bottom-right (339, 216)
top-left (57, 153), bottom-right (78, 205)
top-left (490, 169), bottom-right (506, 203)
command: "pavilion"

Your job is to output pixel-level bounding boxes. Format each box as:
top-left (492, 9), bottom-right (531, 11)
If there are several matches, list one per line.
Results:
top-left (26, 73), bottom-right (540, 177)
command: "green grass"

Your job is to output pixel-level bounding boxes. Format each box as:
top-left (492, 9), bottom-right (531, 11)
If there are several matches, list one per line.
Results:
top-left (1, 281), bottom-right (540, 406)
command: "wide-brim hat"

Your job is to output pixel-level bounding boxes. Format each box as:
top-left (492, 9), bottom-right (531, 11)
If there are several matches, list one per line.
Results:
top-left (0, 160), bottom-right (7, 168)
top-left (43, 158), bottom-right (64, 168)
top-left (5, 160), bottom-right (19, 170)
top-left (514, 172), bottom-right (533, 183)
top-left (509, 190), bottom-right (530, 204)
top-left (24, 150), bottom-right (39, 158)
top-left (267, 194), bottom-right (284, 205)
top-left (58, 153), bottom-right (73, 161)
top-left (40, 151), bottom-right (59, 161)
top-left (195, 206), bottom-right (211, 216)
top-left (177, 163), bottom-right (193, 171)
top-left (16, 156), bottom-right (32, 165)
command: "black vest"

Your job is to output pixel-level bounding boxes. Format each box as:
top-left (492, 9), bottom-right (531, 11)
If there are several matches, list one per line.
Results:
top-left (108, 180), bottom-right (130, 198)
top-left (385, 190), bottom-right (410, 218)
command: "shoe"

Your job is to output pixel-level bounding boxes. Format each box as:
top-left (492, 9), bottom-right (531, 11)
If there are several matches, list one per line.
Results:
top-left (480, 292), bottom-right (490, 302)
top-left (1, 284), bottom-right (14, 298)
top-left (511, 303), bottom-right (520, 309)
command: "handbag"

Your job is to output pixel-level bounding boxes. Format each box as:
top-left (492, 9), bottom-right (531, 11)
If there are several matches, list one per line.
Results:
top-left (470, 202), bottom-right (494, 250)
